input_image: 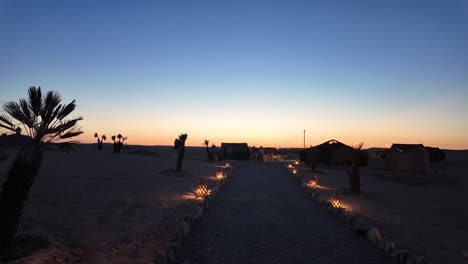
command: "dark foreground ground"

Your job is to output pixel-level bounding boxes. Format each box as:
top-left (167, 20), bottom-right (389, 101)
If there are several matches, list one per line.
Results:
top-left (175, 162), bottom-right (392, 264)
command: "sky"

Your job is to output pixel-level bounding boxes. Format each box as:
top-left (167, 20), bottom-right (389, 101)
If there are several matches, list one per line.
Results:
top-left (0, 0), bottom-right (467, 149)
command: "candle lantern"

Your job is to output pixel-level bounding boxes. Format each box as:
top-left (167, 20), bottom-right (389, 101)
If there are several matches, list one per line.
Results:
top-left (331, 191), bottom-right (343, 208)
top-left (216, 167), bottom-right (225, 180)
top-left (287, 163), bottom-right (294, 169)
top-left (308, 175), bottom-right (318, 188)
top-left (292, 168), bottom-right (298, 174)
top-left (195, 178), bottom-right (209, 198)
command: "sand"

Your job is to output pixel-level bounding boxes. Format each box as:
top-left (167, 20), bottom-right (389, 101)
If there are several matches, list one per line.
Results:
top-left (295, 150), bottom-right (468, 264)
top-left (0, 144), bottom-right (223, 263)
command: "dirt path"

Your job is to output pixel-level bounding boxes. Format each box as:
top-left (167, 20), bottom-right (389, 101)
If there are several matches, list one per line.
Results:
top-left (175, 162), bottom-right (392, 264)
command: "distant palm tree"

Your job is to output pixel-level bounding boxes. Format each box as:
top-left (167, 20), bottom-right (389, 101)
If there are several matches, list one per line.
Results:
top-left (174, 133), bottom-right (188, 172)
top-left (111, 134), bottom-right (126, 153)
top-left (94, 133), bottom-right (106, 151)
top-left (203, 139), bottom-right (212, 161)
top-left (0, 86), bottom-right (83, 252)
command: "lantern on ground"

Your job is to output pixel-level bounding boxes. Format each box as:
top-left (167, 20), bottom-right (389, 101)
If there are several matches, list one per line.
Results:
top-left (294, 160), bottom-right (299, 165)
top-left (331, 191), bottom-right (343, 208)
top-left (216, 167), bottom-right (225, 180)
top-left (292, 168), bottom-right (298, 174)
top-left (308, 175), bottom-right (318, 188)
top-left (287, 163), bottom-right (294, 169)
top-left (195, 178), bottom-right (209, 198)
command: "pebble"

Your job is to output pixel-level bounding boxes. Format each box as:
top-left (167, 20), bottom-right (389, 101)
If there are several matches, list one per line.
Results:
top-left (367, 227), bottom-right (383, 244)
top-left (176, 220), bottom-right (189, 237)
top-left (384, 241), bottom-right (396, 254)
top-left (153, 252), bottom-right (167, 264)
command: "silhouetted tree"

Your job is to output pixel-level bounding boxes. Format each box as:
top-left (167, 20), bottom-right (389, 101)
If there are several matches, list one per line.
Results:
top-left (203, 139), bottom-right (212, 161)
top-left (347, 143), bottom-right (364, 193)
top-left (0, 87), bottom-right (83, 252)
top-left (94, 133), bottom-right (106, 151)
top-left (111, 134), bottom-right (127, 153)
top-left (174, 133), bottom-right (188, 172)
top-left (211, 144), bottom-right (218, 160)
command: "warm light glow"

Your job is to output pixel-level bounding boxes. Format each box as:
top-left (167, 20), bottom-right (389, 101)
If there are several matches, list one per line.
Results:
top-left (292, 168), bottom-right (298, 174)
top-left (287, 164), bottom-right (294, 169)
top-left (294, 160), bottom-right (299, 165)
top-left (331, 197), bottom-right (342, 208)
top-left (216, 170), bottom-right (225, 180)
top-left (195, 179), bottom-right (209, 198)
top-left (225, 162), bottom-right (231, 168)
top-left (308, 176), bottom-right (318, 188)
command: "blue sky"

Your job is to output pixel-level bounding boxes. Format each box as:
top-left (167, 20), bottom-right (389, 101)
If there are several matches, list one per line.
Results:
top-left (1, 0), bottom-right (467, 148)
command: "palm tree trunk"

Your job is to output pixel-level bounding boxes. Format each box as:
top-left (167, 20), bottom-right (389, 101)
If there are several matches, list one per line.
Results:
top-left (0, 146), bottom-right (43, 252)
top-left (176, 148), bottom-right (185, 172)
top-left (205, 146), bottom-right (212, 161)
top-left (350, 165), bottom-right (360, 193)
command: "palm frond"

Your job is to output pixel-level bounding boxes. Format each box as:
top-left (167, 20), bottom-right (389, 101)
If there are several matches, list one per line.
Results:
top-left (57, 100), bottom-right (76, 120)
top-left (0, 114), bottom-right (15, 131)
top-left (3, 101), bottom-right (33, 127)
top-left (43, 91), bottom-right (61, 116)
top-left (59, 127), bottom-right (84, 139)
top-left (28, 86), bottom-right (42, 115)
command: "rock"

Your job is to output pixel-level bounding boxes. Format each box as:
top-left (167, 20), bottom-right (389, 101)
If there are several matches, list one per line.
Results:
top-left (407, 254), bottom-right (418, 264)
top-left (385, 241), bottom-right (397, 254)
top-left (176, 220), bottom-right (189, 237)
top-left (392, 250), bottom-right (401, 260)
top-left (367, 227), bottom-right (383, 244)
top-left (353, 226), bottom-right (369, 235)
top-left (166, 247), bottom-right (175, 263)
top-left (339, 212), bottom-right (347, 222)
top-left (353, 215), bottom-right (366, 228)
top-left (194, 205), bottom-right (204, 215)
top-left (153, 252), bottom-right (167, 264)
top-left (399, 250), bottom-right (408, 263)
top-left (346, 214), bottom-right (358, 224)
top-left (416, 256), bottom-right (430, 264)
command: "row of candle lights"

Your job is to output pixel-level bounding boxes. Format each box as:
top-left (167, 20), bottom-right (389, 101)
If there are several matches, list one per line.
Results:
top-left (287, 161), bottom-right (342, 208)
top-left (195, 162), bottom-right (231, 198)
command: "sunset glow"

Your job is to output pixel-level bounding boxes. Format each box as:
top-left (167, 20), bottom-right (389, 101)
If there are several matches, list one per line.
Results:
top-left (1, 1), bottom-right (467, 149)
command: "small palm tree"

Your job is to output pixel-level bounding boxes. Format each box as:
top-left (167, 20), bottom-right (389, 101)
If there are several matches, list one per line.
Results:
top-left (203, 139), bottom-right (212, 161)
top-left (174, 133), bottom-right (188, 172)
top-left (111, 134), bottom-right (126, 153)
top-left (0, 86), bottom-right (83, 252)
top-left (94, 133), bottom-right (106, 151)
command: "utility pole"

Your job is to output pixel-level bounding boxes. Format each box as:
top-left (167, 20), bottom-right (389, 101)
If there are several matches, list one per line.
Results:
top-left (303, 130), bottom-right (306, 149)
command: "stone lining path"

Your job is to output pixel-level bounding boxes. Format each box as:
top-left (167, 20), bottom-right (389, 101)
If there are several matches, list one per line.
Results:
top-left (175, 162), bottom-right (392, 264)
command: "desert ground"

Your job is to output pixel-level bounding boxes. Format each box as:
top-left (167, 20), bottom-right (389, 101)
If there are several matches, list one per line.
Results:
top-left (0, 144), bottom-right (466, 263)
top-left (294, 150), bottom-right (468, 264)
top-left (0, 144), bottom-right (224, 263)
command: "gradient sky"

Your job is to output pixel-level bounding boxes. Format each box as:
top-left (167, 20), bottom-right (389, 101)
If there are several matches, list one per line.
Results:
top-left (1, 0), bottom-right (467, 149)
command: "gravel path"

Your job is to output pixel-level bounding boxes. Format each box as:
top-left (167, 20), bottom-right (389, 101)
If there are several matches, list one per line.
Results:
top-left (175, 162), bottom-right (392, 264)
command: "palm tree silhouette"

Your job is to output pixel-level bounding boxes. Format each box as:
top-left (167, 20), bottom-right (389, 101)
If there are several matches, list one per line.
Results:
top-left (174, 133), bottom-right (188, 172)
top-left (203, 139), bottom-right (212, 161)
top-left (94, 133), bottom-right (107, 151)
top-left (0, 86), bottom-right (83, 252)
top-left (111, 134), bottom-right (126, 153)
